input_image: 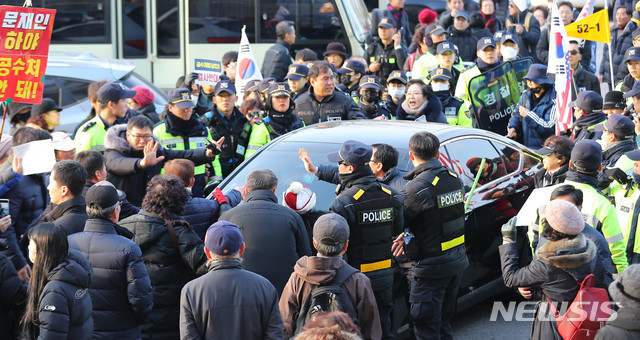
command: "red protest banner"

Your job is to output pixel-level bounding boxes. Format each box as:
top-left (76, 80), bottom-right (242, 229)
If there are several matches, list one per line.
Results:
top-left (0, 6), bottom-right (56, 104)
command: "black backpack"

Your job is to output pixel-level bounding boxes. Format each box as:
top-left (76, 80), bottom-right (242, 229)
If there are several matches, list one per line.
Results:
top-left (295, 264), bottom-right (360, 334)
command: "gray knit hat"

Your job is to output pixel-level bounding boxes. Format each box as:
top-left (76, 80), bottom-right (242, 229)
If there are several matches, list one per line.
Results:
top-left (609, 264), bottom-right (640, 308)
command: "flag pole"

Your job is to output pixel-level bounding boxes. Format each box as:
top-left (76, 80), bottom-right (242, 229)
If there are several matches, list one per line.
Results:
top-left (605, 1), bottom-right (615, 86)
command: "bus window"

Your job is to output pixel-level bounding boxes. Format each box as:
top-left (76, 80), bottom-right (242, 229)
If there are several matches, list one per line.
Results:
top-left (189, 0), bottom-right (254, 44)
top-left (260, 0), bottom-right (344, 42)
top-left (157, 1), bottom-right (179, 57)
top-left (13, 0), bottom-right (113, 44)
top-left (123, 0), bottom-right (146, 58)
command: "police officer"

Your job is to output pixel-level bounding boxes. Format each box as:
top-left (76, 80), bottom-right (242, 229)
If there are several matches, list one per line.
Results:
top-left (357, 75), bottom-right (393, 119)
top-left (411, 24), bottom-right (447, 81)
top-left (385, 70), bottom-right (407, 115)
top-left (594, 114), bottom-right (636, 168)
top-left (245, 83), bottom-right (304, 158)
top-left (561, 140), bottom-right (629, 273)
top-left (201, 80), bottom-right (249, 179)
top-left (153, 88), bottom-right (213, 197)
top-left (365, 17), bottom-right (409, 86)
top-left (303, 140), bottom-right (403, 340)
top-left (75, 82), bottom-right (135, 153)
top-left (610, 149), bottom-right (640, 264)
top-left (429, 67), bottom-right (472, 127)
top-left (455, 37), bottom-right (505, 103)
top-left (572, 91), bottom-right (607, 141)
top-left (603, 91), bottom-right (627, 117)
top-left (337, 59), bottom-right (366, 97)
top-left (285, 64), bottom-right (310, 100)
top-left (614, 47), bottom-right (640, 100)
top-left (391, 131), bottom-right (468, 339)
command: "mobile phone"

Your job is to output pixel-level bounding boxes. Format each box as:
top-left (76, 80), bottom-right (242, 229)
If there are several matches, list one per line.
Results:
top-left (0, 199), bottom-right (9, 218)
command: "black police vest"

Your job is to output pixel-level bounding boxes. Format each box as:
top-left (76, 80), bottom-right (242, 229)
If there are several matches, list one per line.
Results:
top-left (342, 182), bottom-right (396, 273)
top-left (413, 168), bottom-right (466, 257)
top-left (442, 96), bottom-right (463, 121)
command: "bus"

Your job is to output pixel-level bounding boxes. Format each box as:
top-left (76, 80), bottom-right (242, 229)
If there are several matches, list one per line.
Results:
top-left (9, 0), bottom-right (372, 88)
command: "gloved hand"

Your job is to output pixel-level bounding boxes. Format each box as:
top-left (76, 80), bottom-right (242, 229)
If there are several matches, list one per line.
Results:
top-left (602, 167), bottom-right (631, 186)
top-left (501, 216), bottom-right (517, 241)
top-left (211, 187), bottom-right (229, 206)
top-left (185, 72), bottom-right (199, 88)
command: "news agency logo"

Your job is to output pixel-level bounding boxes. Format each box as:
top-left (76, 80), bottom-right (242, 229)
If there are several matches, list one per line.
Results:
top-left (489, 301), bottom-right (617, 322)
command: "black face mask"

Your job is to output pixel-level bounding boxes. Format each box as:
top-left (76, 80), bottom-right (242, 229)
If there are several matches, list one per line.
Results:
top-left (340, 74), bottom-right (353, 86)
top-left (530, 86), bottom-right (543, 94)
top-left (362, 91), bottom-right (379, 103)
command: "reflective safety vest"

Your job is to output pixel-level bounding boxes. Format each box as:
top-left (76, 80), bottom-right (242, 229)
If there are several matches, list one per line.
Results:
top-left (611, 182), bottom-right (640, 264)
top-left (412, 168), bottom-right (466, 257)
top-left (564, 180), bottom-right (629, 272)
top-left (74, 114), bottom-right (108, 153)
top-left (342, 182), bottom-right (397, 273)
top-left (153, 122), bottom-right (213, 178)
top-left (442, 95), bottom-right (472, 127)
top-left (454, 65), bottom-right (481, 103)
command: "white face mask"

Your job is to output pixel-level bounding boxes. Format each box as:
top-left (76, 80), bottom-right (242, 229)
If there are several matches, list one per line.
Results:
top-left (388, 86), bottom-right (406, 99)
top-left (501, 46), bottom-right (518, 60)
top-left (431, 82), bottom-right (450, 92)
top-left (192, 95), bottom-right (199, 104)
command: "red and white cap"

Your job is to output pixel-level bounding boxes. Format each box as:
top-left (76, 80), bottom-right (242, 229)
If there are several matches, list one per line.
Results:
top-left (282, 182), bottom-right (316, 214)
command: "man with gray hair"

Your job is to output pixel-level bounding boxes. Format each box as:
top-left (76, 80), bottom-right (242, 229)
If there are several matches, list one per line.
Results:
top-left (220, 169), bottom-right (311, 294)
top-left (68, 181), bottom-right (153, 339)
top-left (262, 20), bottom-right (296, 81)
top-left (180, 221), bottom-right (283, 339)
top-left (279, 213), bottom-right (381, 339)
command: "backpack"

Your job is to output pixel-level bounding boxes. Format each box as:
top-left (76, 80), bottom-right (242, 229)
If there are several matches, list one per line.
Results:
top-left (546, 274), bottom-right (612, 340)
top-left (295, 264), bottom-right (360, 334)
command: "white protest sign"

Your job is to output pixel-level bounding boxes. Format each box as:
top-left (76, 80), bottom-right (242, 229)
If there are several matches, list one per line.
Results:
top-left (12, 139), bottom-right (56, 175)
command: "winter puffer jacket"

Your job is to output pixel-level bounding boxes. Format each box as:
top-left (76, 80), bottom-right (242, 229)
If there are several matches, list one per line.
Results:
top-left (0, 251), bottom-right (26, 340)
top-left (68, 218), bottom-right (153, 339)
top-left (600, 20), bottom-right (638, 85)
top-left (183, 190), bottom-right (242, 240)
top-left (2, 172), bottom-right (48, 269)
top-left (120, 210), bottom-right (209, 340)
top-left (500, 233), bottom-right (604, 340)
top-left (104, 124), bottom-right (214, 207)
top-left (508, 87), bottom-right (556, 149)
top-left (36, 251), bottom-right (93, 340)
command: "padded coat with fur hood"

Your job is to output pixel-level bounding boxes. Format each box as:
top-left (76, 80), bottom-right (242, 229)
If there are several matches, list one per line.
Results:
top-left (104, 124), bottom-right (214, 207)
top-left (499, 233), bottom-right (604, 340)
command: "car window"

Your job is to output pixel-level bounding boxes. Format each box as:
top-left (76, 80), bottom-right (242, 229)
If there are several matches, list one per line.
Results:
top-left (221, 141), bottom-right (411, 211)
top-left (493, 142), bottom-right (520, 174)
top-left (189, 0), bottom-right (254, 44)
top-left (43, 76), bottom-right (92, 108)
top-left (443, 138), bottom-right (508, 190)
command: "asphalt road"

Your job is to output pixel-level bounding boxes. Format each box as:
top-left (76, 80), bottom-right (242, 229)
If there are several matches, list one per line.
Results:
top-left (452, 291), bottom-right (534, 340)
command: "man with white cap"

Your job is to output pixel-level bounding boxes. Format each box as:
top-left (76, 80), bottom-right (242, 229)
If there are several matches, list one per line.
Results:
top-left (500, 199), bottom-right (605, 339)
top-left (180, 221), bottom-right (283, 340)
top-left (279, 213), bottom-right (381, 339)
top-left (51, 131), bottom-right (76, 162)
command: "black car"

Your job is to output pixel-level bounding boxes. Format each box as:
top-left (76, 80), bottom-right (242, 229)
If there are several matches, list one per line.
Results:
top-left (217, 120), bottom-right (540, 310)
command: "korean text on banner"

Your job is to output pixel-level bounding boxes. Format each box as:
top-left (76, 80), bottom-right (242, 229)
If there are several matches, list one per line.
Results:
top-left (0, 6), bottom-right (56, 104)
top-left (194, 59), bottom-right (223, 86)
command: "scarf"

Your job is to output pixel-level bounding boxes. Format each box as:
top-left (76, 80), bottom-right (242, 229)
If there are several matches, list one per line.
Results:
top-left (401, 99), bottom-right (428, 118)
top-left (476, 58), bottom-right (502, 73)
top-left (482, 12), bottom-right (498, 33)
top-left (565, 169), bottom-right (600, 189)
top-left (338, 167), bottom-right (375, 188)
top-left (166, 112), bottom-right (204, 137)
top-left (387, 4), bottom-right (404, 24)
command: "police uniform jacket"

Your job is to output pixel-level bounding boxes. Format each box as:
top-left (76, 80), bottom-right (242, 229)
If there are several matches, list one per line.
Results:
top-left (104, 125), bottom-right (216, 207)
top-left (364, 37), bottom-right (409, 84)
top-left (572, 112), bottom-right (607, 142)
top-left (329, 171), bottom-right (404, 290)
top-left (294, 86), bottom-right (365, 125)
top-left (402, 159), bottom-right (469, 278)
top-left (201, 106), bottom-right (249, 178)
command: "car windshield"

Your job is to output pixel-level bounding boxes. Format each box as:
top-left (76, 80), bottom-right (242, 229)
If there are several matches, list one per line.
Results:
top-left (221, 141), bottom-right (411, 210)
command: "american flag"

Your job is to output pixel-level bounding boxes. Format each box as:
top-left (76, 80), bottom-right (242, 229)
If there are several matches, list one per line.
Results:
top-left (548, 2), bottom-right (572, 135)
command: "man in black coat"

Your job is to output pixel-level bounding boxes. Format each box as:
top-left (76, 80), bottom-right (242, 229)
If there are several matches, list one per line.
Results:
top-left (104, 115), bottom-right (220, 207)
top-left (219, 169), bottom-right (311, 295)
top-left (23, 160), bottom-right (89, 239)
top-left (568, 41), bottom-right (600, 101)
top-left (68, 181), bottom-right (153, 339)
top-left (294, 62), bottom-right (365, 125)
top-left (261, 20), bottom-right (295, 81)
top-left (446, 11), bottom-right (491, 62)
top-left (179, 221), bottom-right (283, 339)
top-left (365, 17), bottom-right (408, 85)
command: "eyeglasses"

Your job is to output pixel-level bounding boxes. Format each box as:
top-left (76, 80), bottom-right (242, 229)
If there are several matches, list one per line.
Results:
top-left (405, 91), bottom-right (423, 97)
top-left (568, 50), bottom-right (580, 55)
top-left (129, 133), bottom-right (153, 140)
top-left (369, 159), bottom-right (379, 164)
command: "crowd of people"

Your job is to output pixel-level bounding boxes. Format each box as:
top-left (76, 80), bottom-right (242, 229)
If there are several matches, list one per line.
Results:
top-left (3, 0), bottom-right (640, 339)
